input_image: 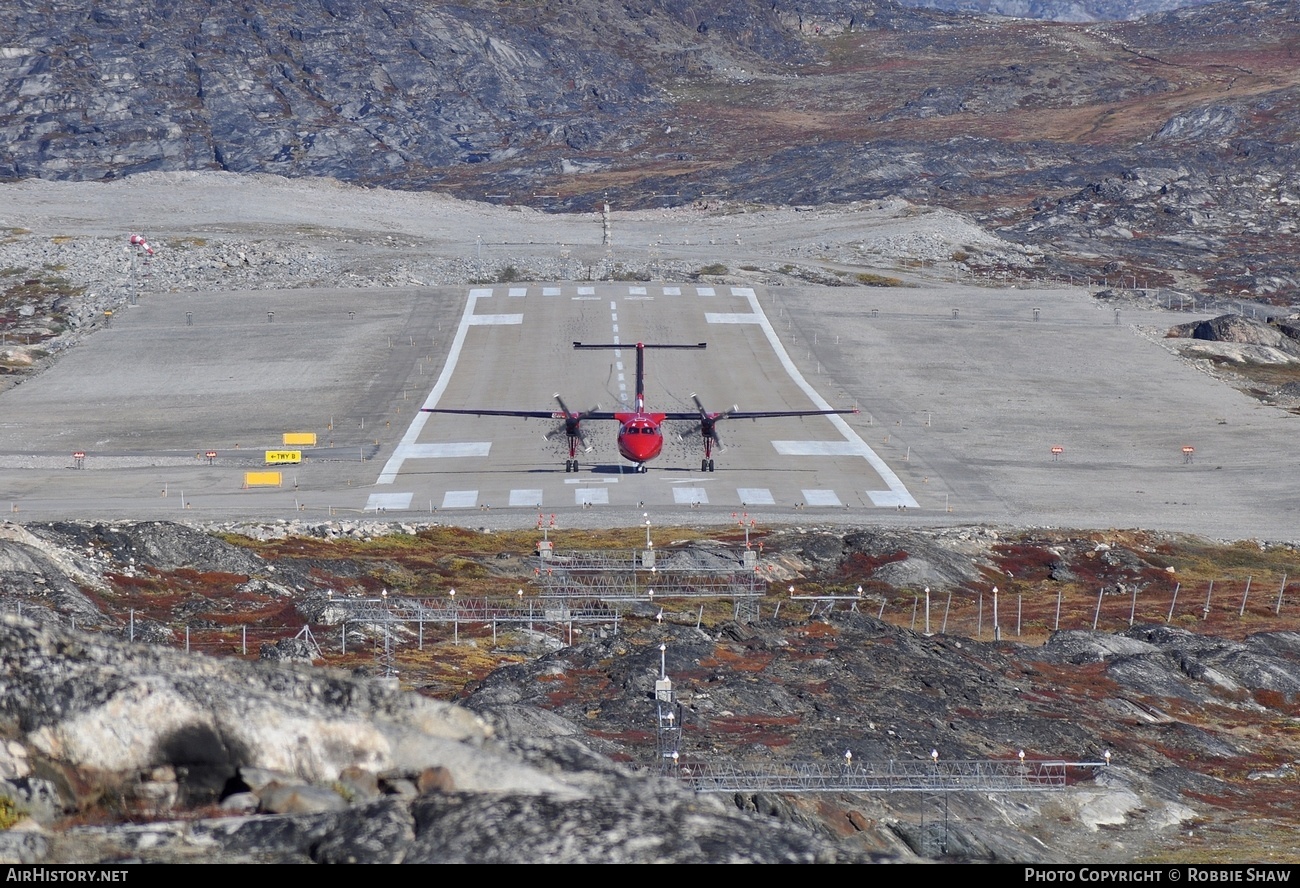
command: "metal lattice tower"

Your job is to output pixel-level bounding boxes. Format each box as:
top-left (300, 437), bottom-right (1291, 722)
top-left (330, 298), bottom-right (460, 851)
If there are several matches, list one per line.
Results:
top-left (653, 643), bottom-right (685, 775)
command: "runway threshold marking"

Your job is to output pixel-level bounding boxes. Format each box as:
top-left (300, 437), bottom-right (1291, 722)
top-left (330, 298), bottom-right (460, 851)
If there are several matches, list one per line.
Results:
top-left (442, 490), bottom-right (478, 509)
top-left (732, 287), bottom-right (918, 509)
top-left (576, 488), bottom-right (609, 506)
top-left (736, 488), bottom-right (776, 505)
top-left (366, 492), bottom-right (413, 511)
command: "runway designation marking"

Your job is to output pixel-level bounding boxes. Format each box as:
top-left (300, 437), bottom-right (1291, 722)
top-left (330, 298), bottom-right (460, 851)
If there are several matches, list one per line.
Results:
top-left (508, 287), bottom-right (527, 298)
top-left (663, 287), bottom-right (681, 295)
top-left (740, 289), bottom-right (918, 509)
top-left (442, 490), bottom-right (479, 509)
top-left (706, 312), bottom-right (759, 324)
top-left (510, 489), bottom-right (544, 507)
top-left (696, 287), bottom-right (716, 296)
top-left (673, 487), bottom-right (709, 505)
top-left (366, 492), bottom-right (413, 511)
top-left (802, 489), bottom-right (842, 507)
top-left (737, 487), bottom-right (775, 505)
top-left (576, 487), bottom-right (609, 506)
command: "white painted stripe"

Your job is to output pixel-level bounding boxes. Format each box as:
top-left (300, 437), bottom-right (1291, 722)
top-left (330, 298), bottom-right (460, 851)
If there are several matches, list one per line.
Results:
top-left (740, 289), bottom-right (918, 508)
top-left (737, 488), bottom-right (775, 505)
top-left (577, 286), bottom-right (595, 295)
top-left (377, 289), bottom-right (486, 484)
top-left (867, 490), bottom-right (914, 507)
top-left (802, 489), bottom-right (842, 507)
top-left (469, 314), bottom-right (523, 326)
top-left (543, 286), bottom-right (561, 296)
top-left (564, 478), bottom-right (619, 484)
top-left (696, 287), bottom-right (715, 296)
top-left (572, 296), bottom-right (600, 300)
top-left (626, 296), bottom-right (654, 301)
top-left (731, 287), bottom-right (756, 298)
top-left (402, 442), bottom-right (491, 459)
top-left (612, 324), bottom-right (619, 333)
top-left (508, 287), bottom-right (527, 298)
top-left (629, 286), bottom-right (647, 295)
top-left (576, 488), bottom-right (609, 505)
top-left (441, 490), bottom-right (478, 509)
top-left (706, 312), bottom-right (759, 324)
top-left (509, 489), bottom-right (544, 507)
top-left (673, 488), bottom-right (709, 505)
top-left (366, 492), bottom-right (413, 511)
top-left (773, 441), bottom-right (872, 457)
top-left (662, 287), bottom-right (681, 295)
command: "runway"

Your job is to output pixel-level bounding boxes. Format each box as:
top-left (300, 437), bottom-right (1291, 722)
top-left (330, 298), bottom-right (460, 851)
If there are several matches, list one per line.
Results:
top-left (369, 283), bottom-right (913, 515)
top-left (0, 278), bottom-right (1295, 539)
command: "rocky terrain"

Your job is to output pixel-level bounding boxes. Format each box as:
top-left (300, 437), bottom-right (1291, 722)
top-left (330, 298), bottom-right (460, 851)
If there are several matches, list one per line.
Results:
top-left (1, 0), bottom-right (1299, 867)
top-left (3, 1), bottom-right (1300, 301)
top-left (1, 518), bottom-right (1298, 864)
top-left (900, 0), bottom-right (1219, 18)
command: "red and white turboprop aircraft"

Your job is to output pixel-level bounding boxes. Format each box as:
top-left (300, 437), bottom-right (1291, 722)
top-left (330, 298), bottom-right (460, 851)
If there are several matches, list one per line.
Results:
top-left (422, 341), bottom-right (858, 473)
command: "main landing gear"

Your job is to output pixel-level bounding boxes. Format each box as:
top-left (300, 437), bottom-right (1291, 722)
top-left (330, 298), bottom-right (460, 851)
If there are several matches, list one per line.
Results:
top-left (565, 459), bottom-right (580, 472)
top-left (700, 458), bottom-right (715, 472)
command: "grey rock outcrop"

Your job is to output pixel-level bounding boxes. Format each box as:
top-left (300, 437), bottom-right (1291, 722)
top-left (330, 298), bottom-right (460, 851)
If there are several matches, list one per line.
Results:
top-left (0, 614), bottom-right (861, 863)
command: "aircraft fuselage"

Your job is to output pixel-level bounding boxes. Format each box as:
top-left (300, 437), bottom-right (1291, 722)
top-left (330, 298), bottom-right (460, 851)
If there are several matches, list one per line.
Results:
top-left (615, 413), bottom-right (666, 465)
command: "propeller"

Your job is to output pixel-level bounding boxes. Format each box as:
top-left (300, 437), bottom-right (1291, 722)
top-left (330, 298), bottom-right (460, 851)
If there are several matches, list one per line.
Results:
top-left (680, 393), bottom-right (735, 453)
top-left (546, 394), bottom-right (596, 452)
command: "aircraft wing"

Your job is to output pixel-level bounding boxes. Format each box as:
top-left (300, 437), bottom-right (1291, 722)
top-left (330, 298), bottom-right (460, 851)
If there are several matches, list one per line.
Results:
top-left (660, 408), bottom-right (859, 421)
top-left (421, 408), bottom-right (622, 421)
top-left (422, 408), bottom-right (565, 419)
